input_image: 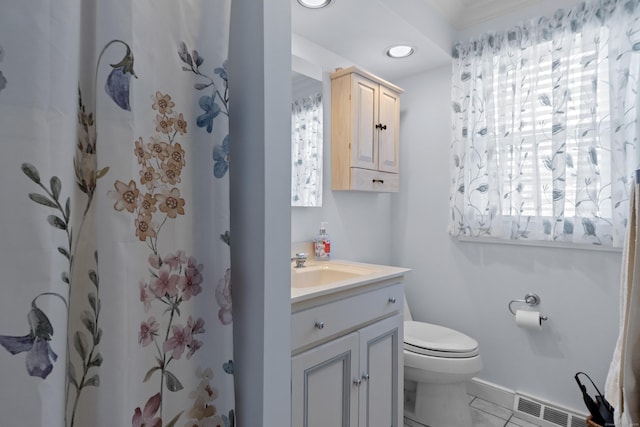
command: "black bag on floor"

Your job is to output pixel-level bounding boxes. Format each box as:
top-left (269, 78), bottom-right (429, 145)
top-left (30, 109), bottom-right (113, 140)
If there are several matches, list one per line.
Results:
top-left (574, 371), bottom-right (615, 426)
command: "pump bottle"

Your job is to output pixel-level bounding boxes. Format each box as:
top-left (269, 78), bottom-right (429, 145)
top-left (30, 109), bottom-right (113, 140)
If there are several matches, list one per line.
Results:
top-left (315, 222), bottom-right (331, 261)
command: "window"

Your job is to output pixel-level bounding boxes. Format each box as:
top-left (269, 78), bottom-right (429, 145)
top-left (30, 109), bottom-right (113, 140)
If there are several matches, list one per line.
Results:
top-left (493, 35), bottom-right (612, 218)
top-left (449, 3), bottom-right (640, 248)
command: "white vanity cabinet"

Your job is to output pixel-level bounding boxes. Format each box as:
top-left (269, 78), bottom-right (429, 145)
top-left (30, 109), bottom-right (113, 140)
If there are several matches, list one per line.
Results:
top-left (291, 281), bottom-right (404, 427)
top-left (330, 66), bottom-right (403, 192)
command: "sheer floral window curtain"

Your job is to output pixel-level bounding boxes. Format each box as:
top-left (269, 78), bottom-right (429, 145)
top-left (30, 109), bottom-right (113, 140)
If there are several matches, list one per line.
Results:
top-left (449, 0), bottom-right (640, 248)
top-left (291, 93), bottom-right (323, 207)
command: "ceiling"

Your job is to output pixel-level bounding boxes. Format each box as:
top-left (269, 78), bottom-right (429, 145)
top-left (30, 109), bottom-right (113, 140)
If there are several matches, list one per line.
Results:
top-left (291, 0), bottom-right (542, 81)
top-left (425, 0), bottom-right (540, 29)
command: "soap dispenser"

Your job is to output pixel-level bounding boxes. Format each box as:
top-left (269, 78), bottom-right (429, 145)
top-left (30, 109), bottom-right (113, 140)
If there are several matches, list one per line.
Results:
top-left (315, 222), bottom-right (331, 261)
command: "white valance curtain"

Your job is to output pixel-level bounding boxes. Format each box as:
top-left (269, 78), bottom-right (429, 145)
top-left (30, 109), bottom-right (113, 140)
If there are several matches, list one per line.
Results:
top-left (449, 0), bottom-right (640, 248)
top-left (0, 1), bottom-right (234, 426)
top-left (291, 93), bottom-right (323, 207)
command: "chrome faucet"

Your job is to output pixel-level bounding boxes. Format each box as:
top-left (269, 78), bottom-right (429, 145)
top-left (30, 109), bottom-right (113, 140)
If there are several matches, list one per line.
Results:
top-left (291, 252), bottom-right (307, 268)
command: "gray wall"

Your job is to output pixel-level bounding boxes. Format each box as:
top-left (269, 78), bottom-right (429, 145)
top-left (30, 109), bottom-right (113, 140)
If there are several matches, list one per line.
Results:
top-left (392, 65), bottom-right (621, 412)
top-left (290, 35), bottom-right (395, 265)
top-left (230, 0), bottom-right (291, 425)
top-left (290, 0), bottom-right (624, 413)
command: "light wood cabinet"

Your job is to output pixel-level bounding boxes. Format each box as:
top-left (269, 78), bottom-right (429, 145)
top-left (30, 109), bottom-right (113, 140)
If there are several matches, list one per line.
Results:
top-left (330, 67), bottom-right (403, 192)
top-left (291, 282), bottom-right (404, 427)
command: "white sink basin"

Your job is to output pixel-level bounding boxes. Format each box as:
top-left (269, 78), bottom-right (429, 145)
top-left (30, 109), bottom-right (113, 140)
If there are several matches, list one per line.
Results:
top-left (291, 263), bottom-right (380, 288)
top-left (290, 259), bottom-right (411, 304)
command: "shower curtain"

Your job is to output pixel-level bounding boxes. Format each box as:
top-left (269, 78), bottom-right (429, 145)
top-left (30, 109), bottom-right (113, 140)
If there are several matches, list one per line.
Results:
top-left (606, 180), bottom-right (640, 426)
top-left (0, 1), bottom-right (235, 426)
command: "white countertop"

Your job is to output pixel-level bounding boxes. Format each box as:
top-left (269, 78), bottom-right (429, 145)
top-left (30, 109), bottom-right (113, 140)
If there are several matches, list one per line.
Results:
top-left (290, 259), bottom-right (410, 305)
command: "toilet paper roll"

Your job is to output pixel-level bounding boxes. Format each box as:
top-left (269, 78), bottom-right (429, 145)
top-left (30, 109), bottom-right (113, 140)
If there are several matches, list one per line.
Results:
top-left (515, 310), bottom-right (543, 330)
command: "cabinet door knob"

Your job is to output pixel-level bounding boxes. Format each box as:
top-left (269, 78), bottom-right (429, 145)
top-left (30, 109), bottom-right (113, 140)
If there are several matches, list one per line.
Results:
top-left (381, 124), bottom-right (387, 130)
top-left (361, 373), bottom-right (370, 381)
top-left (353, 378), bottom-right (362, 387)
top-left (375, 123), bottom-right (381, 130)
top-left (314, 321), bottom-right (325, 330)
top-left (388, 297), bottom-right (397, 304)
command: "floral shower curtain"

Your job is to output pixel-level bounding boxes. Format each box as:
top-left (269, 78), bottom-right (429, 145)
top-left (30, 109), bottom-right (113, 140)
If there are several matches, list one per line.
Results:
top-left (449, 0), bottom-right (640, 248)
top-left (291, 93), bottom-right (323, 207)
top-left (0, 1), bottom-right (234, 426)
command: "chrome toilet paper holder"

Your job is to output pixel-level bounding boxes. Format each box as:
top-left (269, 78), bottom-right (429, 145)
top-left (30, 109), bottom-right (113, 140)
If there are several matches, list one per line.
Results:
top-left (508, 293), bottom-right (548, 321)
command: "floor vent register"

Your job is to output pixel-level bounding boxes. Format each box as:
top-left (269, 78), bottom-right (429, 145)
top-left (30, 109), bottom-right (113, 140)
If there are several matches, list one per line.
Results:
top-left (514, 393), bottom-right (588, 427)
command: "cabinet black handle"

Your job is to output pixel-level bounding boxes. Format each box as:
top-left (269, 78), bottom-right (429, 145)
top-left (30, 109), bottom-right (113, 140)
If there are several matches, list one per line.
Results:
top-left (374, 123), bottom-right (381, 130)
top-left (380, 124), bottom-right (387, 130)
top-left (372, 179), bottom-right (384, 184)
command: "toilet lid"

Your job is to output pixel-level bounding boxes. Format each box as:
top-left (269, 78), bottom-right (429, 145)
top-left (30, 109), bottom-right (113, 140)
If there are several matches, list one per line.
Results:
top-left (404, 321), bottom-right (479, 358)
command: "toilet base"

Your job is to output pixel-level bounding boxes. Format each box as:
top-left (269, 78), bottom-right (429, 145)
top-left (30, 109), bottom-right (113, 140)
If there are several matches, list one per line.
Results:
top-left (405, 381), bottom-right (472, 427)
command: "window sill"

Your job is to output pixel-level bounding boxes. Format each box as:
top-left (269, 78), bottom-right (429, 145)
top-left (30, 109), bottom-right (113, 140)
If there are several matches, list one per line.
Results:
top-left (455, 235), bottom-right (623, 253)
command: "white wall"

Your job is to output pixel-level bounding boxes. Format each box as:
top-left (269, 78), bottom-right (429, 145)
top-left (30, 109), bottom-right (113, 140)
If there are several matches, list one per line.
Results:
top-left (392, 65), bottom-right (622, 412)
top-left (290, 0), bottom-right (624, 412)
top-left (229, 1), bottom-right (291, 425)
top-left (291, 35), bottom-right (395, 265)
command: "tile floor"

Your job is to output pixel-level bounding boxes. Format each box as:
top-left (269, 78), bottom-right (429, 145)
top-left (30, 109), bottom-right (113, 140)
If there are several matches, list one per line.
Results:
top-left (404, 394), bottom-right (543, 427)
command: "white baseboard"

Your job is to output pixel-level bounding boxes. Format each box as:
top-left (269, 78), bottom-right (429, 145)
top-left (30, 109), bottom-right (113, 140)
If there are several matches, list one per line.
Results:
top-left (466, 377), bottom-right (515, 410)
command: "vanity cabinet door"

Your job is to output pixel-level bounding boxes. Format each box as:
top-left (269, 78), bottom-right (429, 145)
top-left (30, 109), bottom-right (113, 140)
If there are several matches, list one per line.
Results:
top-left (292, 332), bottom-right (360, 427)
top-left (358, 314), bottom-right (403, 427)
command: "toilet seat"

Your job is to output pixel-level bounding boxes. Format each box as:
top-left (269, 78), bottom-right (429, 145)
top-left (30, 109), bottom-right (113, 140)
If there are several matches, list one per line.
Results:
top-left (404, 321), bottom-right (479, 358)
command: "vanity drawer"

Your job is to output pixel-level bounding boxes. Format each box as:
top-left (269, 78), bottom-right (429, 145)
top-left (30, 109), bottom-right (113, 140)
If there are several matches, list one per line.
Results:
top-left (351, 168), bottom-right (399, 192)
top-left (291, 283), bottom-right (402, 352)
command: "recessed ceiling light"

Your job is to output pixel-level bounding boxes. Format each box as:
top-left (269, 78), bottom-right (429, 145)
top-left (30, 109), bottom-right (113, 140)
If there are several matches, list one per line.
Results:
top-left (386, 45), bottom-right (415, 59)
top-left (297, 0), bottom-right (333, 8)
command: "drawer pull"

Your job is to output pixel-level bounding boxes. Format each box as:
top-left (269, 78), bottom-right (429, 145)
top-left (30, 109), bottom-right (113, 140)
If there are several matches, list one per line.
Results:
top-left (314, 321), bottom-right (325, 330)
top-left (388, 297), bottom-right (397, 304)
top-left (372, 179), bottom-right (384, 184)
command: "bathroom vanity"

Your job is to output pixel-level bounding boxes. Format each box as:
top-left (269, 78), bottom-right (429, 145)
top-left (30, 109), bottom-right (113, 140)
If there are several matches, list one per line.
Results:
top-left (291, 260), bottom-right (409, 426)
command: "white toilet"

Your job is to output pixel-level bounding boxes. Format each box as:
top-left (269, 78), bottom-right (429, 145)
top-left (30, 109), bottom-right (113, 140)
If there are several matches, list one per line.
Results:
top-left (403, 299), bottom-right (483, 427)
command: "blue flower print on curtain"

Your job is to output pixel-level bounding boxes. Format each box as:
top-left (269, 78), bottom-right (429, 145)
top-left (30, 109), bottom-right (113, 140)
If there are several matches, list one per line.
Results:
top-left (178, 43), bottom-right (230, 179)
top-left (197, 95), bottom-right (221, 132)
top-left (0, 303), bottom-right (59, 379)
top-left (213, 135), bottom-right (230, 179)
top-left (104, 41), bottom-right (137, 111)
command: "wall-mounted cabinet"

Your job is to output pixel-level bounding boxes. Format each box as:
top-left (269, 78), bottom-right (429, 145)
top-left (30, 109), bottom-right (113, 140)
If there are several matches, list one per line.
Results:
top-left (330, 67), bottom-right (403, 192)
